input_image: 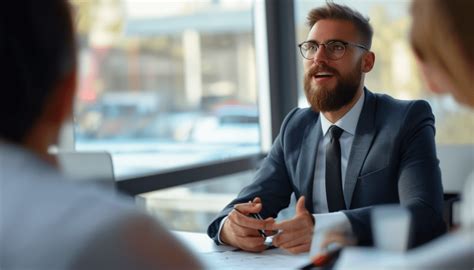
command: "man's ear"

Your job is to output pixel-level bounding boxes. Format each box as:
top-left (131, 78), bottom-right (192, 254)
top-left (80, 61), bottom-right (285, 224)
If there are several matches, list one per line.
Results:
top-left (46, 70), bottom-right (77, 126)
top-left (361, 51), bottom-right (375, 73)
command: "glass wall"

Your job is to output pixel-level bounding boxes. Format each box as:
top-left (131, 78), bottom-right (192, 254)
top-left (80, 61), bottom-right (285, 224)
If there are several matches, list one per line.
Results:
top-left (72, 0), bottom-right (260, 180)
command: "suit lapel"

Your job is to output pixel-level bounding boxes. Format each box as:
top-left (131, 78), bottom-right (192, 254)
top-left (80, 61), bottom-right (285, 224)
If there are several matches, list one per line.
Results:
top-left (296, 113), bottom-right (322, 213)
top-left (344, 89), bottom-right (376, 208)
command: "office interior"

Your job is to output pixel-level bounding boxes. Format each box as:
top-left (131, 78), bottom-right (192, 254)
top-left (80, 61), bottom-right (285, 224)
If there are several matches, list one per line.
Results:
top-left (55, 0), bottom-right (474, 236)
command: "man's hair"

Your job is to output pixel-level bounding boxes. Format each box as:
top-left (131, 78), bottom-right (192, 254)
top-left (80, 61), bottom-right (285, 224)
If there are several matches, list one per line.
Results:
top-left (307, 2), bottom-right (373, 49)
top-left (0, 0), bottom-right (76, 143)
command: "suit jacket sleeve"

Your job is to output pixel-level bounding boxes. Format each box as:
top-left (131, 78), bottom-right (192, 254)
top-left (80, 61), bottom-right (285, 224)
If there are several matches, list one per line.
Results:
top-left (206, 108), bottom-right (300, 244)
top-left (343, 100), bottom-right (446, 247)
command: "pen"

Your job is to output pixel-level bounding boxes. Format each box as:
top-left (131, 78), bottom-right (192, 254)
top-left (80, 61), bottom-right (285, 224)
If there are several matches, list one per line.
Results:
top-left (233, 201), bottom-right (267, 238)
top-left (249, 212), bottom-right (267, 238)
top-left (246, 200), bottom-right (267, 238)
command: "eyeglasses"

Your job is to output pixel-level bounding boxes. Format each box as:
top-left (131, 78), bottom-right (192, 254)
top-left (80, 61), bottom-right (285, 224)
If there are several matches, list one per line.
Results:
top-left (298, 40), bottom-right (368, 60)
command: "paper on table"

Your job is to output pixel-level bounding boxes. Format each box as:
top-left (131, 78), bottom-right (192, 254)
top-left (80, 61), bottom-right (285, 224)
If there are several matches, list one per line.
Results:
top-left (201, 248), bottom-right (309, 270)
top-left (173, 231), bottom-right (310, 269)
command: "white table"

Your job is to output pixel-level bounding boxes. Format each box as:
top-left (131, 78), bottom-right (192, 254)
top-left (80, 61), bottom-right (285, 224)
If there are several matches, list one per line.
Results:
top-left (174, 231), bottom-right (310, 269)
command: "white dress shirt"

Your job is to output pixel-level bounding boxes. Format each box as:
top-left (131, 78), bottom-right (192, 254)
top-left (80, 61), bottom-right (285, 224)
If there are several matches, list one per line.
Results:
top-left (313, 90), bottom-right (365, 213)
top-left (310, 90), bottom-right (365, 253)
top-left (217, 91), bottom-right (365, 245)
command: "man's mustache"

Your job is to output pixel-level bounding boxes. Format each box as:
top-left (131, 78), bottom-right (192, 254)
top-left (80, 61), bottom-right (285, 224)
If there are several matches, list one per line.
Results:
top-left (307, 64), bottom-right (339, 78)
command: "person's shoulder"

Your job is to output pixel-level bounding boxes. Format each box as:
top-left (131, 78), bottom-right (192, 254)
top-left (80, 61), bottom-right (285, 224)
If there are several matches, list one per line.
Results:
top-left (0, 145), bottom-right (146, 268)
top-left (372, 91), bottom-right (428, 108)
top-left (283, 107), bottom-right (319, 128)
top-left (371, 91), bottom-right (432, 115)
top-left (289, 107), bottom-right (318, 118)
top-left (369, 91), bottom-right (434, 135)
top-left (0, 142), bottom-right (140, 234)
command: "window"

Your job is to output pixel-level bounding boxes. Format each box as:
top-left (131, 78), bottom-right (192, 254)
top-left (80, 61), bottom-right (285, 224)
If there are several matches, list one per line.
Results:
top-left (69, 0), bottom-right (275, 233)
top-left (72, 0), bottom-right (262, 180)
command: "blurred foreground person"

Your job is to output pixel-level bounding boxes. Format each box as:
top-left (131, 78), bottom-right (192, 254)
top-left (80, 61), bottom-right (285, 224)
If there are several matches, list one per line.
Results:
top-left (407, 0), bottom-right (474, 267)
top-left (0, 1), bottom-right (202, 269)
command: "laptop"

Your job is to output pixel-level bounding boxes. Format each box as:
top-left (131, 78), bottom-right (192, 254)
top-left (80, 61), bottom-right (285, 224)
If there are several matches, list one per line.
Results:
top-left (52, 150), bottom-right (116, 188)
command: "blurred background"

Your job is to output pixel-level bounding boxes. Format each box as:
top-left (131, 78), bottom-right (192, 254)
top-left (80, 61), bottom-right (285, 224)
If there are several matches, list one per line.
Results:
top-left (68, 0), bottom-right (473, 232)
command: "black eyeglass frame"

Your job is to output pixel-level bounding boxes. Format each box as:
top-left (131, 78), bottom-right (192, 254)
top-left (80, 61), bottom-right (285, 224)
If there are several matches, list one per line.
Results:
top-left (297, 40), bottom-right (369, 60)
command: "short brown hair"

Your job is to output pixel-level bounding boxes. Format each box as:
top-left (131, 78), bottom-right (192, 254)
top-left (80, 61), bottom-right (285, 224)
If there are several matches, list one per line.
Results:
top-left (307, 2), bottom-right (373, 49)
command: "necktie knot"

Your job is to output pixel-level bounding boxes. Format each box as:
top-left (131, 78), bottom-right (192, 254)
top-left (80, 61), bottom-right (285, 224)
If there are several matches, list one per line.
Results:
top-left (329, 125), bottom-right (343, 140)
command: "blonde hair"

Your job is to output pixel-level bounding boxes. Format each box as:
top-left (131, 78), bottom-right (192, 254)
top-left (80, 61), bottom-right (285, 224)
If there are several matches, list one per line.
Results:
top-left (410, 0), bottom-right (474, 105)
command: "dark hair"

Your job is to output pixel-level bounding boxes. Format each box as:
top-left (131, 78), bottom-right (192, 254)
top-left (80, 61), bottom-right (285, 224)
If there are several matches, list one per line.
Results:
top-left (307, 2), bottom-right (373, 49)
top-left (0, 0), bottom-right (76, 143)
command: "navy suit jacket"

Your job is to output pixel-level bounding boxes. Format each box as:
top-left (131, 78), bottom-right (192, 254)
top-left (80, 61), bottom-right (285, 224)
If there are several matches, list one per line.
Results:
top-left (207, 89), bottom-right (446, 247)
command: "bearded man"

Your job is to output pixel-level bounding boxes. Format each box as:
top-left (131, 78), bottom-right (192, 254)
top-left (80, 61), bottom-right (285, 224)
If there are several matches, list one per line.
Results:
top-left (207, 2), bottom-right (446, 254)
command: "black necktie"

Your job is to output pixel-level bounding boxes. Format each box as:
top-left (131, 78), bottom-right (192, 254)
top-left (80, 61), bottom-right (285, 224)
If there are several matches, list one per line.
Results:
top-left (326, 125), bottom-right (346, 212)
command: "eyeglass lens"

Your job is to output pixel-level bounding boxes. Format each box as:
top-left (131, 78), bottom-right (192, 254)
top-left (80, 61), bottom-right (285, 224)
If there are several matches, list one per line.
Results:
top-left (301, 41), bottom-right (346, 60)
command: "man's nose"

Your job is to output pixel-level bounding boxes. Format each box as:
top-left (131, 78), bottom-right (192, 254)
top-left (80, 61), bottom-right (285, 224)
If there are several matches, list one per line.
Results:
top-left (312, 45), bottom-right (329, 64)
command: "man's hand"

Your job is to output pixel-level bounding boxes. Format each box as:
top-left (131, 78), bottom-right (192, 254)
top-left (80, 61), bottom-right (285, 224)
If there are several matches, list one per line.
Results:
top-left (220, 197), bottom-right (275, 252)
top-left (268, 196), bottom-right (314, 254)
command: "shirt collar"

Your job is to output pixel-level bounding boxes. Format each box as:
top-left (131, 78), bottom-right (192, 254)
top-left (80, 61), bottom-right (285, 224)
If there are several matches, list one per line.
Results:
top-left (320, 90), bottom-right (365, 136)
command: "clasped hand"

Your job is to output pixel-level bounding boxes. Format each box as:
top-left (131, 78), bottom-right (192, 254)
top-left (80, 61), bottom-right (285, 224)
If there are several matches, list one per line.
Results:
top-left (220, 196), bottom-right (314, 254)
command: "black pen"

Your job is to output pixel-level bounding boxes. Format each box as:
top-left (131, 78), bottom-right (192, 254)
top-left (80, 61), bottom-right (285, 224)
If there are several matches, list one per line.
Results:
top-left (249, 212), bottom-right (267, 238)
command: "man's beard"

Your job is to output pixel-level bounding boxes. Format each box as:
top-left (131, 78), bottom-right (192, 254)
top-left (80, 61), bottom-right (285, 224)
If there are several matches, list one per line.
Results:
top-left (304, 62), bottom-right (362, 112)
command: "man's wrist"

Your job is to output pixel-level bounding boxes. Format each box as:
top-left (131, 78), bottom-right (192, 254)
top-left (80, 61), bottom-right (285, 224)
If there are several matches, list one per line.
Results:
top-left (216, 216), bottom-right (229, 245)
